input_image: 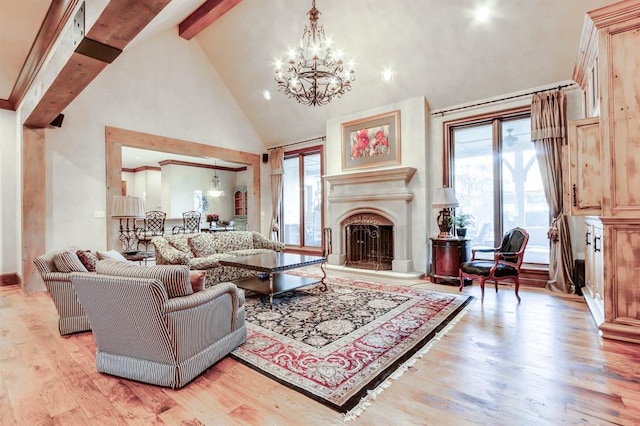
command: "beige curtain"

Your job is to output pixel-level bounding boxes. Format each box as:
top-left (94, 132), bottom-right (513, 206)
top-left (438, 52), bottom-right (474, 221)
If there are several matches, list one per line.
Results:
top-left (269, 147), bottom-right (285, 241)
top-left (531, 89), bottom-right (574, 293)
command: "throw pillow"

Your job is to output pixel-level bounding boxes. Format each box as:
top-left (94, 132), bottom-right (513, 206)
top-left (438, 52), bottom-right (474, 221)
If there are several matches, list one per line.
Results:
top-left (95, 259), bottom-right (192, 298)
top-left (165, 235), bottom-right (195, 258)
top-left (53, 250), bottom-right (88, 273)
top-left (96, 250), bottom-right (128, 262)
top-left (189, 270), bottom-right (206, 292)
top-left (76, 250), bottom-right (99, 272)
top-left (188, 234), bottom-right (217, 258)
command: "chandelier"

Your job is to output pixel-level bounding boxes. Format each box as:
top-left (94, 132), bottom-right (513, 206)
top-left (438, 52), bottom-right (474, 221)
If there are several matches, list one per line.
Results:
top-left (274, 0), bottom-right (355, 106)
top-left (208, 163), bottom-right (224, 197)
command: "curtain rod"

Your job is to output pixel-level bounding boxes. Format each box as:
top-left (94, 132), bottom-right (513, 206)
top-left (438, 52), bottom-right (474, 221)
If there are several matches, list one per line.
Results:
top-left (430, 83), bottom-right (577, 117)
top-left (271, 135), bottom-right (326, 150)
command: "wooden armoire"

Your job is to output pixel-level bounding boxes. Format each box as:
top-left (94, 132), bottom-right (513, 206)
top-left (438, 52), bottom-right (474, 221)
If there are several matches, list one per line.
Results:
top-left (568, 0), bottom-right (640, 344)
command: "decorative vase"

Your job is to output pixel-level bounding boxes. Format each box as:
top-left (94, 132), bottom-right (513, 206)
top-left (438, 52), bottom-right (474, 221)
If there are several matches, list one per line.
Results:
top-left (209, 221), bottom-right (216, 230)
top-left (456, 228), bottom-right (467, 238)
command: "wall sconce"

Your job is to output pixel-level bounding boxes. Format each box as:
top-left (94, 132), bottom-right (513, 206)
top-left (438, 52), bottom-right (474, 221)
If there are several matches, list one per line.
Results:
top-left (432, 187), bottom-right (459, 238)
top-left (111, 195), bottom-right (145, 253)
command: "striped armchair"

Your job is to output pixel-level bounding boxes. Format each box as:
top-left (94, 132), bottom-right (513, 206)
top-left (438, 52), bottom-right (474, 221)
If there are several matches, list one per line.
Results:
top-left (70, 263), bottom-right (247, 389)
top-left (33, 251), bottom-right (91, 335)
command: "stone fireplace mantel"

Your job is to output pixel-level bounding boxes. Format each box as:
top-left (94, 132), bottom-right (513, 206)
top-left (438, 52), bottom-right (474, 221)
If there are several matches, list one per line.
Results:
top-left (324, 167), bottom-right (417, 273)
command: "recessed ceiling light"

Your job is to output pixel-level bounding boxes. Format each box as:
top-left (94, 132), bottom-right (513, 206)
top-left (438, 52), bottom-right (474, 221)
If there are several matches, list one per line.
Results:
top-left (263, 90), bottom-right (272, 100)
top-left (475, 6), bottom-right (490, 23)
top-left (381, 68), bottom-right (393, 83)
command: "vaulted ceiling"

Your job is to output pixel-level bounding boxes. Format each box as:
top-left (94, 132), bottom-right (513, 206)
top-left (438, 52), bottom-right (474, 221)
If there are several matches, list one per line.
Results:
top-left (1, 0), bottom-right (617, 146)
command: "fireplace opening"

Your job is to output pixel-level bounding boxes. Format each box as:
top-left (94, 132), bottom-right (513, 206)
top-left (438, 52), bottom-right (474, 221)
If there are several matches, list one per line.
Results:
top-left (344, 213), bottom-right (393, 271)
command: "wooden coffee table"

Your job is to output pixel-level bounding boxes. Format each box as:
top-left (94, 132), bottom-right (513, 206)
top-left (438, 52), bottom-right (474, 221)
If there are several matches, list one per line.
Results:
top-left (219, 253), bottom-right (326, 307)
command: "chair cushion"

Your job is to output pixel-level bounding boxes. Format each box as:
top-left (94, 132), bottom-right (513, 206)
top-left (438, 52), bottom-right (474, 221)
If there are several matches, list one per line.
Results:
top-left (96, 259), bottom-right (192, 298)
top-left (461, 261), bottom-right (518, 277)
top-left (76, 250), bottom-right (99, 272)
top-left (53, 250), bottom-right (88, 273)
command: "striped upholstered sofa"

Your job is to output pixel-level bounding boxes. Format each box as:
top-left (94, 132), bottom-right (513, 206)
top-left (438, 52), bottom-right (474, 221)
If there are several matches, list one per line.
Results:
top-left (71, 260), bottom-right (247, 389)
top-left (152, 231), bottom-right (285, 287)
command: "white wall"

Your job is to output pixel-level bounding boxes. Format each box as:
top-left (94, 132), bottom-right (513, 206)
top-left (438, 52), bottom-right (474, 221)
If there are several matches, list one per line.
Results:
top-left (121, 171), bottom-right (134, 196)
top-left (122, 169), bottom-right (162, 211)
top-left (41, 27), bottom-right (265, 251)
top-left (145, 170), bottom-right (161, 212)
top-left (326, 96), bottom-right (429, 274)
top-left (159, 164), bottom-right (235, 219)
top-left (0, 109), bottom-right (19, 274)
top-left (3, 15), bottom-right (589, 279)
top-left (428, 83), bottom-right (586, 262)
top-left (322, 84), bottom-right (588, 275)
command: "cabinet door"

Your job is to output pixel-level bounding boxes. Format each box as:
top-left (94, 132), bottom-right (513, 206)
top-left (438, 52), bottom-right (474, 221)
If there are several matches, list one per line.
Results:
top-left (583, 218), bottom-right (604, 326)
top-left (566, 118), bottom-right (601, 216)
top-left (234, 190), bottom-right (243, 216)
top-left (591, 222), bottom-right (604, 316)
top-left (603, 25), bottom-right (640, 216)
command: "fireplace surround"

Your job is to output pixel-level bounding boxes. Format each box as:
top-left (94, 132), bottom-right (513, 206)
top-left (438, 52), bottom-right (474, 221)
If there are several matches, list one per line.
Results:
top-left (324, 167), bottom-right (417, 273)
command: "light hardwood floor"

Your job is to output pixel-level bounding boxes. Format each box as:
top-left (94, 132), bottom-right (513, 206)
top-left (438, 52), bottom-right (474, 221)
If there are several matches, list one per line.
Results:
top-left (1, 271), bottom-right (639, 425)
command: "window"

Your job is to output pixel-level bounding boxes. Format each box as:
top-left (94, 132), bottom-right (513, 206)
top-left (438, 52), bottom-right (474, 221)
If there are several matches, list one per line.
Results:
top-left (445, 109), bottom-right (549, 264)
top-left (281, 147), bottom-right (323, 252)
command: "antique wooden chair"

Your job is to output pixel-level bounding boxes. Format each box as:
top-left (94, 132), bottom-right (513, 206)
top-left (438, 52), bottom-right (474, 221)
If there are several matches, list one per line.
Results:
top-left (459, 227), bottom-right (529, 302)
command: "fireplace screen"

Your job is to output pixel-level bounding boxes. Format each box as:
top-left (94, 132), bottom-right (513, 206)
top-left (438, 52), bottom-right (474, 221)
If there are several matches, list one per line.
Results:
top-left (344, 214), bottom-right (393, 270)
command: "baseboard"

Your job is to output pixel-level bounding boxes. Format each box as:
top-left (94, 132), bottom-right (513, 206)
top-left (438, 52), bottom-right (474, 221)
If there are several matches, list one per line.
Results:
top-left (0, 273), bottom-right (20, 286)
top-left (520, 266), bottom-right (548, 288)
top-left (326, 264), bottom-right (425, 281)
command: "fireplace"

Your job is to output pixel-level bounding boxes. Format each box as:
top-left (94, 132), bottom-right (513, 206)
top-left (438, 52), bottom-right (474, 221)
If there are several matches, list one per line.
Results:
top-left (344, 213), bottom-right (393, 270)
top-left (324, 167), bottom-right (417, 273)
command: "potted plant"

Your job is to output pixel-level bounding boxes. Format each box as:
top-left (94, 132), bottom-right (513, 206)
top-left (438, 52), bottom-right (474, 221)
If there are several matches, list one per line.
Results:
top-left (453, 213), bottom-right (474, 238)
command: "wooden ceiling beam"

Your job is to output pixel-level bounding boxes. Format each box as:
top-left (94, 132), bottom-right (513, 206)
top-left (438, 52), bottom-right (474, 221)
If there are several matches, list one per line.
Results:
top-left (23, 0), bottom-right (172, 128)
top-left (24, 53), bottom-right (110, 128)
top-left (179, 0), bottom-right (242, 40)
top-left (8, 0), bottom-right (79, 112)
top-left (86, 0), bottom-right (172, 50)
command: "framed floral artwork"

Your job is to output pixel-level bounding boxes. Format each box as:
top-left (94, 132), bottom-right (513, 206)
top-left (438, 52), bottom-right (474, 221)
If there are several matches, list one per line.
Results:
top-left (341, 110), bottom-right (401, 171)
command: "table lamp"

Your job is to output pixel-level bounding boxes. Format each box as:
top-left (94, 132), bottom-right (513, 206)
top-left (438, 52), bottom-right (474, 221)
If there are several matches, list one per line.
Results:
top-left (111, 195), bottom-right (146, 253)
top-left (432, 187), bottom-right (459, 238)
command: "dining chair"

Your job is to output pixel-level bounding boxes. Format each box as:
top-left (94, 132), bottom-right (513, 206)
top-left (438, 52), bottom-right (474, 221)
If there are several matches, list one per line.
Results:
top-left (137, 210), bottom-right (166, 251)
top-left (172, 211), bottom-right (201, 234)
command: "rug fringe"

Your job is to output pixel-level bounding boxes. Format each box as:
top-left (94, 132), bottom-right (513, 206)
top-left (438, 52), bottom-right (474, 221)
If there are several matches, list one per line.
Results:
top-left (343, 300), bottom-right (475, 422)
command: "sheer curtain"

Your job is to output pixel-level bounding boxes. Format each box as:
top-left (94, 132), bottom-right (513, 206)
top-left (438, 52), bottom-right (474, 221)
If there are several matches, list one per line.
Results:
top-left (531, 89), bottom-right (574, 293)
top-left (269, 147), bottom-right (285, 241)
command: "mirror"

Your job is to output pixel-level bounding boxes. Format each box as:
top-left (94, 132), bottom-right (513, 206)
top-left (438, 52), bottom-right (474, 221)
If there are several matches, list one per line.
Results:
top-left (121, 146), bottom-right (248, 229)
top-left (105, 126), bottom-right (261, 249)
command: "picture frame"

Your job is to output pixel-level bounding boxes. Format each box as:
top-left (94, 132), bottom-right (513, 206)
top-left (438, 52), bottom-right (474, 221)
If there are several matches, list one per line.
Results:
top-left (341, 110), bottom-right (401, 171)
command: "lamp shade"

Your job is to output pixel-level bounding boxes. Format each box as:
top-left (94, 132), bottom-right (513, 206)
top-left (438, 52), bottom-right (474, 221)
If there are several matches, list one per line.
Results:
top-left (432, 187), bottom-right (459, 208)
top-left (111, 196), bottom-right (145, 218)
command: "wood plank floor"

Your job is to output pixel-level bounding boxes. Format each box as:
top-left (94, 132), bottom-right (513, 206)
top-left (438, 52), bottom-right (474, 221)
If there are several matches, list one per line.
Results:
top-left (1, 270), bottom-right (639, 425)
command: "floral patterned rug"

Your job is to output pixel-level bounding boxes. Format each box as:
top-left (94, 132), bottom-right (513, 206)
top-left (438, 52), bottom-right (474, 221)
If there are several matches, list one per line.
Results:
top-left (231, 274), bottom-right (474, 418)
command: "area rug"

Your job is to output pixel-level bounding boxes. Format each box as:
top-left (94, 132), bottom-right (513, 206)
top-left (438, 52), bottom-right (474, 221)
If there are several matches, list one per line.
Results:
top-left (231, 274), bottom-right (474, 419)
